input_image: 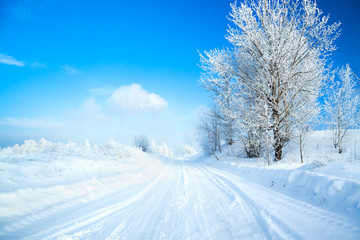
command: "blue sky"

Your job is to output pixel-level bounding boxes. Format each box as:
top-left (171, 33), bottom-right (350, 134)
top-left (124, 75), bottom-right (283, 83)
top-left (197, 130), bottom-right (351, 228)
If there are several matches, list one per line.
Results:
top-left (0, 0), bottom-right (359, 152)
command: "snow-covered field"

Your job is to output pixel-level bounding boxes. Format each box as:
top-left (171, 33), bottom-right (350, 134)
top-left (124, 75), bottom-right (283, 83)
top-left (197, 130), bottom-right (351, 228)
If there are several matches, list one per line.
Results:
top-left (1, 131), bottom-right (360, 239)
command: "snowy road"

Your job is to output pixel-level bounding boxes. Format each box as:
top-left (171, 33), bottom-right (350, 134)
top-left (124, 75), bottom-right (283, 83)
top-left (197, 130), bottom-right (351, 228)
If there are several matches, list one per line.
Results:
top-left (1, 158), bottom-right (360, 240)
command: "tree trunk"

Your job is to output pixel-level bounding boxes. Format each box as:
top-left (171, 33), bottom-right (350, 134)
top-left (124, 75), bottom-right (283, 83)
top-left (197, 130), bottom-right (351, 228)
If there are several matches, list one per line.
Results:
top-left (338, 114), bottom-right (342, 154)
top-left (338, 140), bottom-right (342, 154)
top-left (300, 135), bottom-right (303, 164)
top-left (273, 127), bottom-right (283, 161)
top-left (273, 108), bottom-right (283, 162)
top-left (274, 144), bottom-right (282, 162)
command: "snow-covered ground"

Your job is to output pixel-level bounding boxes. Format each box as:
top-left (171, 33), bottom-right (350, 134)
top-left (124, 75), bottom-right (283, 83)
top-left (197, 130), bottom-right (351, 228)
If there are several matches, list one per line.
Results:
top-left (0, 131), bottom-right (359, 239)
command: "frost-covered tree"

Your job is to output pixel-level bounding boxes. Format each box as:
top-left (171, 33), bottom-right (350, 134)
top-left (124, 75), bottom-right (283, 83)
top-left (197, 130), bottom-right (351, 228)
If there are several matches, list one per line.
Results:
top-left (235, 91), bottom-right (267, 158)
top-left (200, 63), bottom-right (238, 146)
top-left (134, 135), bottom-right (149, 152)
top-left (295, 100), bottom-right (320, 163)
top-left (200, 0), bottom-right (340, 161)
top-left (325, 65), bottom-right (359, 153)
top-left (200, 50), bottom-right (264, 158)
top-left (197, 107), bottom-right (222, 157)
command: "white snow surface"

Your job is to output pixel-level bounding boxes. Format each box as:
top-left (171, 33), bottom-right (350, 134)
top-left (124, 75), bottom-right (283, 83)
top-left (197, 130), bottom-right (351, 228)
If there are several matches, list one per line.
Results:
top-left (1, 132), bottom-right (360, 239)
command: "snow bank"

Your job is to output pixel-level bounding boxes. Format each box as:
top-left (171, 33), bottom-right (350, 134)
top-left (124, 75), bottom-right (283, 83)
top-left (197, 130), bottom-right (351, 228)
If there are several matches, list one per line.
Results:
top-left (0, 139), bottom-right (149, 191)
top-left (204, 130), bottom-right (360, 221)
top-left (229, 164), bottom-right (360, 220)
top-left (0, 138), bottom-right (165, 225)
top-left (203, 156), bottom-right (360, 222)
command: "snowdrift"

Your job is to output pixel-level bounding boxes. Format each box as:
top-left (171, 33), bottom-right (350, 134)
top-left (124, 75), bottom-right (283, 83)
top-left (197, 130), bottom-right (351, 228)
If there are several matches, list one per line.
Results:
top-left (222, 164), bottom-right (360, 221)
top-left (205, 130), bottom-right (360, 221)
top-left (0, 138), bottom-right (166, 231)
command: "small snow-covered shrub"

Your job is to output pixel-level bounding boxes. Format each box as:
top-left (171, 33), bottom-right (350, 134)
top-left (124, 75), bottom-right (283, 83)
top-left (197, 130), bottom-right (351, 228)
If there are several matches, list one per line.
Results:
top-left (183, 145), bottom-right (196, 156)
top-left (151, 139), bottom-right (173, 157)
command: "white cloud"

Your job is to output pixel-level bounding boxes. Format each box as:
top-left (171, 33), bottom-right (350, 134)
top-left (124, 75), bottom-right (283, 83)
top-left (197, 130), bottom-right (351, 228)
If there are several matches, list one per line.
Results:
top-left (0, 53), bottom-right (25, 67)
top-left (108, 84), bottom-right (167, 111)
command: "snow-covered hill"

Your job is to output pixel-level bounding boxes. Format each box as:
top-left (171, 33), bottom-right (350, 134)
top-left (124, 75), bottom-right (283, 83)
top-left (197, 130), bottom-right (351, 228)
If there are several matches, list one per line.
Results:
top-left (0, 131), bottom-right (359, 239)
